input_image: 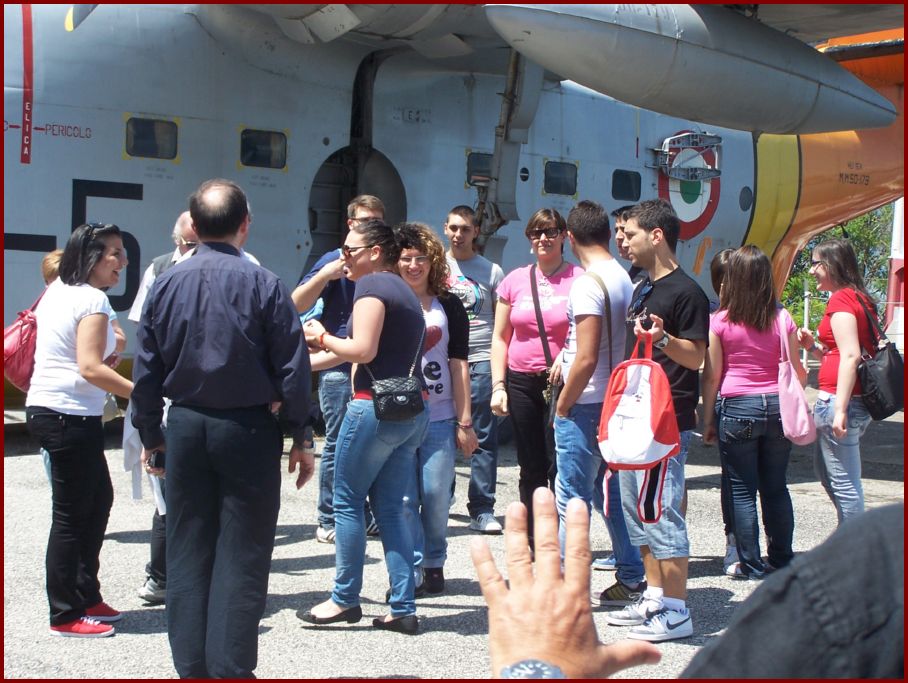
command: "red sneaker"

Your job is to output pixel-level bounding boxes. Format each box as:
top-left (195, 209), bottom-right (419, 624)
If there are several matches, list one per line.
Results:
top-left (50, 616), bottom-right (115, 638)
top-left (85, 601), bottom-right (122, 623)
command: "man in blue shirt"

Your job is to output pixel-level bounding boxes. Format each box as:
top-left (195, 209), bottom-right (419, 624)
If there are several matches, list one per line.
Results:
top-left (132, 178), bottom-right (312, 678)
top-left (292, 195), bottom-right (384, 543)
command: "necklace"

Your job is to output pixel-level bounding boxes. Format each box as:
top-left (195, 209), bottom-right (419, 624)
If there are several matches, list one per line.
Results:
top-left (540, 259), bottom-right (565, 278)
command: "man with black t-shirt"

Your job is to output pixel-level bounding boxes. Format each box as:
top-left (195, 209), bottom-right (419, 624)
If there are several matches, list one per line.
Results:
top-left (604, 199), bottom-right (709, 643)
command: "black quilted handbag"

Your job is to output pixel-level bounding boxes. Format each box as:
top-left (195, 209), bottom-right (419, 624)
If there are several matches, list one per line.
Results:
top-left (365, 327), bottom-right (425, 421)
top-left (856, 297), bottom-right (904, 420)
top-left (858, 297), bottom-right (905, 420)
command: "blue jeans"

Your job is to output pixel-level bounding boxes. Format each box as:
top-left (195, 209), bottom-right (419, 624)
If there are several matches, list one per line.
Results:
top-left (410, 419), bottom-right (457, 570)
top-left (814, 393), bottom-right (872, 525)
top-left (317, 369), bottom-right (352, 529)
top-left (332, 400), bottom-right (428, 617)
top-left (592, 460), bottom-right (646, 585)
top-left (553, 402), bottom-right (643, 585)
top-left (467, 361), bottom-right (498, 518)
top-left (620, 431), bottom-right (691, 559)
top-left (718, 394), bottom-right (794, 574)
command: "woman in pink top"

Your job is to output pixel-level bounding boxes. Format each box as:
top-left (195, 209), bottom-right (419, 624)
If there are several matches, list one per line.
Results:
top-left (797, 239), bottom-right (877, 524)
top-left (702, 246), bottom-right (806, 578)
top-left (490, 209), bottom-right (580, 543)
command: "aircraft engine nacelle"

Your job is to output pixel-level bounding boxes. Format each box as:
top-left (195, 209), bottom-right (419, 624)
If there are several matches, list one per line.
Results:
top-left (484, 4), bottom-right (898, 135)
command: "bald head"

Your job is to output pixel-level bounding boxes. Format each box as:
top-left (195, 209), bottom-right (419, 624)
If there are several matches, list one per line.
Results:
top-left (172, 211), bottom-right (199, 254)
top-left (189, 179), bottom-right (249, 239)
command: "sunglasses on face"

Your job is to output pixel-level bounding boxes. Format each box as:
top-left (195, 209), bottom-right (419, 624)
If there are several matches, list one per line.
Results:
top-left (527, 227), bottom-right (562, 241)
top-left (810, 260), bottom-right (825, 268)
top-left (341, 244), bottom-right (374, 259)
top-left (350, 215), bottom-right (381, 225)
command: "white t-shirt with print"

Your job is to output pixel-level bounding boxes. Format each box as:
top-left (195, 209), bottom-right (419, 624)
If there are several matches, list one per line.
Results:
top-left (422, 298), bottom-right (455, 422)
top-left (26, 278), bottom-right (117, 415)
top-left (446, 254), bottom-right (504, 362)
top-left (559, 259), bottom-right (633, 405)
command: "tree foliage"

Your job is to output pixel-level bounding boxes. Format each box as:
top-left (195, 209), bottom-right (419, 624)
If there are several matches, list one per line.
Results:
top-left (780, 203), bottom-right (895, 330)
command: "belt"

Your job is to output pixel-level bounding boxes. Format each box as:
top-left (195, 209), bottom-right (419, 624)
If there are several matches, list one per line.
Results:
top-left (353, 389), bottom-right (430, 400)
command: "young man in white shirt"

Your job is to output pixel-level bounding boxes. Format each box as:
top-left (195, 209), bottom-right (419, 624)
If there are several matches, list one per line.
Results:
top-left (553, 200), bottom-right (644, 606)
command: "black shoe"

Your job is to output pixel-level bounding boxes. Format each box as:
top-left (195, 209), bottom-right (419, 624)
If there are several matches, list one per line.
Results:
top-left (297, 604), bottom-right (362, 625)
top-left (372, 615), bottom-right (419, 635)
top-left (423, 568), bottom-right (444, 594)
top-left (385, 582), bottom-right (427, 604)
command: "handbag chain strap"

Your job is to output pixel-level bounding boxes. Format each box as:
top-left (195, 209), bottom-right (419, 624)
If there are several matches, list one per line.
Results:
top-left (363, 323), bottom-right (426, 385)
top-left (529, 264), bottom-right (554, 370)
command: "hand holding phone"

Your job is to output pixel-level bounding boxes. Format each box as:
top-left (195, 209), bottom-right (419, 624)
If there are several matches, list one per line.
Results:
top-left (148, 450), bottom-right (165, 470)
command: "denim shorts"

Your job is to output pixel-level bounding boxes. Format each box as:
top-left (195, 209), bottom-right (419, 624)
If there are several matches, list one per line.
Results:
top-left (619, 430), bottom-right (691, 559)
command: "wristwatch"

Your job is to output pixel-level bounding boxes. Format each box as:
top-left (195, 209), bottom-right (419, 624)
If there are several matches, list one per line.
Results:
top-left (654, 331), bottom-right (671, 350)
top-left (500, 660), bottom-right (566, 678)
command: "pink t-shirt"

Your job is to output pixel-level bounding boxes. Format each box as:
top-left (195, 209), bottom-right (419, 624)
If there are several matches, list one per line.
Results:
top-left (711, 308), bottom-right (796, 397)
top-left (497, 263), bottom-right (580, 373)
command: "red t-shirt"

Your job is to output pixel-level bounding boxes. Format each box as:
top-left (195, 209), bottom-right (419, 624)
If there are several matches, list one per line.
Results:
top-left (817, 288), bottom-right (878, 395)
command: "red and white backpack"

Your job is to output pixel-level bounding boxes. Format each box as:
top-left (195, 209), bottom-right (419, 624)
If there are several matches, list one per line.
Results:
top-left (598, 333), bottom-right (680, 523)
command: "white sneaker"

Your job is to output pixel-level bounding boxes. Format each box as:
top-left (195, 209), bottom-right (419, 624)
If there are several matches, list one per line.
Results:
top-left (137, 576), bottom-right (166, 604)
top-left (315, 527), bottom-right (336, 544)
top-left (627, 607), bottom-right (693, 642)
top-left (469, 513), bottom-right (503, 534)
top-left (723, 534), bottom-right (739, 575)
top-left (604, 595), bottom-right (661, 626)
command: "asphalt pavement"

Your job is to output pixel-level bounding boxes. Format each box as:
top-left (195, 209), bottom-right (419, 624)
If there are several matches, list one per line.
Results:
top-left (3, 396), bottom-right (903, 679)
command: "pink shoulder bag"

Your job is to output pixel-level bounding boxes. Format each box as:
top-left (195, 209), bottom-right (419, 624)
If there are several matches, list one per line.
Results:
top-left (776, 310), bottom-right (816, 446)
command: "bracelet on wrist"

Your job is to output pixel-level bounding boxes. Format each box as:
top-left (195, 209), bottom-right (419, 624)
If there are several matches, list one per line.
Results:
top-left (457, 422), bottom-right (473, 430)
top-left (318, 332), bottom-right (329, 351)
top-left (492, 387), bottom-right (507, 394)
top-left (492, 380), bottom-right (506, 389)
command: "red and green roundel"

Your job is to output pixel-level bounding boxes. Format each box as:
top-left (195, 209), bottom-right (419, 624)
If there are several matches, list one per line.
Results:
top-left (657, 131), bottom-right (720, 240)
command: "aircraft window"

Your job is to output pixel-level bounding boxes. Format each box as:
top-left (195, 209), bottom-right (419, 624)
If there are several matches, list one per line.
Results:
top-left (125, 118), bottom-right (177, 159)
top-left (241, 130), bottom-right (287, 169)
top-left (543, 161), bottom-right (577, 196)
top-left (467, 152), bottom-right (493, 187)
top-left (612, 170), bottom-right (641, 202)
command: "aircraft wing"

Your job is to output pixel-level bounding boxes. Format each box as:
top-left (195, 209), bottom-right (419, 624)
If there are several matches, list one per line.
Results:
top-left (67, 3), bottom-right (903, 134)
top-left (240, 3), bottom-right (903, 135)
top-left (239, 4), bottom-right (503, 59)
top-left (740, 4), bottom-right (903, 44)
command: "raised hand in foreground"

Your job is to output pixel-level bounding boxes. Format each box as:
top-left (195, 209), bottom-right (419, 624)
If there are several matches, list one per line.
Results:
top-left (471, 488), bottom-right (662, 678)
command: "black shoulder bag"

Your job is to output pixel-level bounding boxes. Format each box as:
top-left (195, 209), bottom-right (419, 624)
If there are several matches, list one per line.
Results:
top-left (364, 326), bottom-right (426, 422)
top-left (855, 295), bottom-right (903, 420)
